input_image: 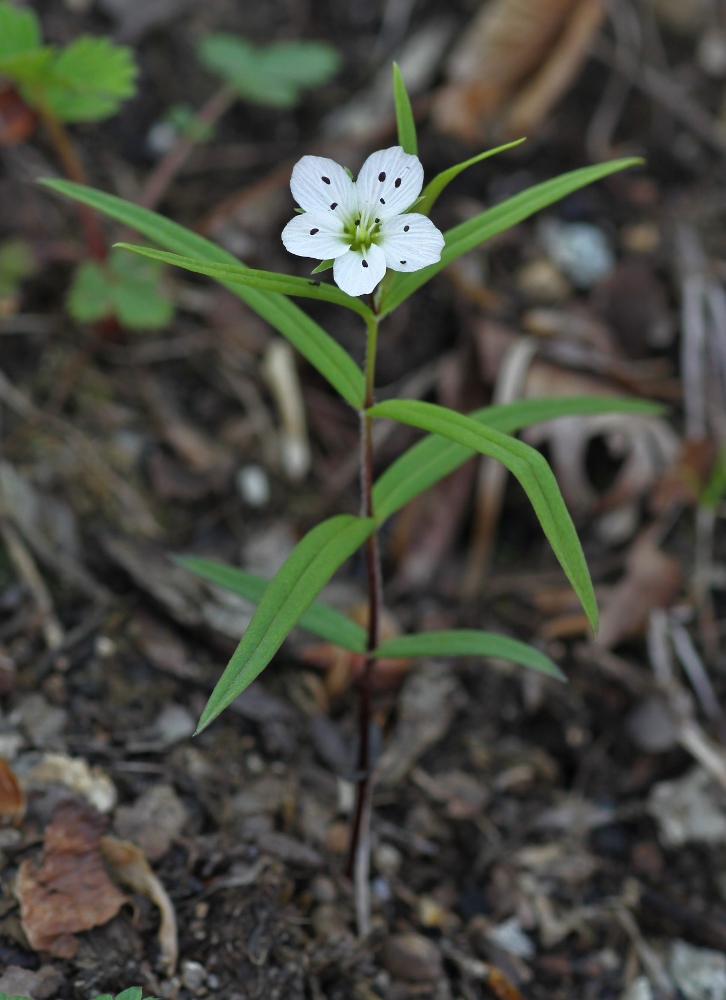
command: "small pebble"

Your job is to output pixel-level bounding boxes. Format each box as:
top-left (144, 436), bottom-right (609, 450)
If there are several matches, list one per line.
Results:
top-left (621, 222), bottom-right (660, 254)
top-left (236, 465), bottom-right (271, 508)
top-left (516, 258), bottom-right (571, 303)
top-left (698, 27), bottom-right (726, 77)
top-left (155, 704), bottom-right (196, 745)
top-left (374, 842), bottom-right (402, 876)
top-left (147, 120), bottom-right (177, 157)
top-left (621, 977), bottom-right (653, 1000)
top-left (381, 932), bottom-right (443, 982)
top-left (670, 939), bottom-right (726, 1000)
top-left (539, 219), bottom-right (614, 289)
top-left (181, 959), bottom-right (207, 993)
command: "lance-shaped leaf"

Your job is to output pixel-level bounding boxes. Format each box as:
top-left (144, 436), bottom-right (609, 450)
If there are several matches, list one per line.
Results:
top-left (373, 395), bottom-right (662, 523)
top-left (374, 630), bottom-right (563, 679)
top-left (197, 515), bottom-right (375, 731)
top-left (369, 399), bottom-right (598, 633)
top-left (40, 180), bottom-right (365, 408)
top-left (176, 555), bottom-right (367, 652)
top-left (416, 139), bottom-right (526, 217)
top-left (380, 157), bottom-right (643, 316)
top-left (392, 62), bottom-right (417, 156)
top-left (114, 244), bottom-right (375, 322)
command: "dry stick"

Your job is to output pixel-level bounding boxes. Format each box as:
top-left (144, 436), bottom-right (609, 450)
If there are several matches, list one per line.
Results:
top-left (345, 308), bottom-right (383, 936)
top-left (138, 84), bottom-right (237, 211)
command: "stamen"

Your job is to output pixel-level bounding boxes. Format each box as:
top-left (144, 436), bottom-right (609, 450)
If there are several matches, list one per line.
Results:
top-left (354, 219), bottom-right (360, 226)
top-left (374, 218), bottom-right (380, 224)
top-left (322, 176), bottom-right (331, 184)
top-left (378, 171), bottom-right (386, 181)
top-left (309, 228), bottom-right (319, 235)
top-left (395, 178), bottom-right (401, 188)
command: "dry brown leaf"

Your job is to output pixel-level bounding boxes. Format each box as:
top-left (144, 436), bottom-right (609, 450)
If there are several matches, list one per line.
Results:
top-left (596, 535), bottom-right (682, 649)
top-left (0, 757), bottom-right (25, 826)
top-left (432, 0), bottom-right (604, 142)
top-left (15, 800), bottom-right (127, 957)
top-left (101, 834), bottom-right (178, 974)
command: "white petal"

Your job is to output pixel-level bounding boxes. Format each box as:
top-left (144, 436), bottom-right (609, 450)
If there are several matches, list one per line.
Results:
top-left (356, 146), bottom-right (423, 220)
top-left (379, 213), bottom-right (445, 272)
top-left (281, 211), bottom-right (351, 260)
top-left (333, 243), bottom-right (387, 297)
top-left (290, 156), bottom-right (358, 219)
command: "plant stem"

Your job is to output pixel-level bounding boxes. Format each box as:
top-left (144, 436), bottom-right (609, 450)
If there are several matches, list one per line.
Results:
top-left (346, 312), bottom-right (382, 935)
top-left (138, 84), bottom-right (237, 210)
top-left (39, 109), bottom-right (107, 261)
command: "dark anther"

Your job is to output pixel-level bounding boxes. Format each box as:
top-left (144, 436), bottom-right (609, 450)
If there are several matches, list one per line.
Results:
top-left (310, 228), bottom-right (319, 235)
top-left (330, 202), bottom-right (338, 209)
top-left (400, 260), bottom-right (407, 264)
top-left (403, 225), bottom-right (409, 232)
top-left (322, 176), bottom-right (331, 184)
top-left (380, 197), bottom-right (385, 204)
top-left (378, 171), bottom-right (386, 181)
top-left (362, 260), bottom-right (369, 268)
top-left (354, 219), bottom-right (360, 226)
top-left (374, 218), bottom-right (380, 224)
top-left (395, 178), bottom-right (401, 188)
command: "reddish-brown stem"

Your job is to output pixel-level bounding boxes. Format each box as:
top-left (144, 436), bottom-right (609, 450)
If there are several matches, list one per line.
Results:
top-left (138, 84), bottom-right (237, 211)
top-left (39, 109), bottom-right (107, 261)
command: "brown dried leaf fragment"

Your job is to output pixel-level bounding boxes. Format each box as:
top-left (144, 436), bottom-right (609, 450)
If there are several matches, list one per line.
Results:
top-left (15, 800), bottom-right (126, 957)
top-left (0, 757), bottom-right (25, 826)
top-left (100, 835), bottom-right (178, 974)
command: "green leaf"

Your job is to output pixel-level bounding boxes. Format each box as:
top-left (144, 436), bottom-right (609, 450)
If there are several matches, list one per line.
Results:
top-left (311, 258), bottom-right (334, 274)
top-left (114, 244), bottom-right (375, 321)
top-left (0, 2), bottom-right (40, 60)
top-left (417, 139), bottom-right (526, 216)
top-left (369, 399), bottom-right (598, 633)
top-left (176, 555), bottom-right (367, 652)
top-left (67, 247), bottom-right (173, 330)
top-left (374, 630), bottom-right (564, 679)
top-left (379, 158), bottom-right (643, 316)
top-left (197, 515), bottom-right (375, 731)
top-left (113, 990), bottom-right (145, 1000)
top-left (392, 62), bottom-right (417, 156)
top-left (0, 993), bottom-right (32, 1000)
top-left (198, 34), bottom-right (339, 108)
top-left (40, 179), bottom-right (365, 407)
top-left (40, 36), bottom-right (137, 121)
top-left (373, 395), bottom-right (663, 523)
top-left (0, 238), bottom-right (35, 296)
top-left (702, 443), bottom-right (726, 511)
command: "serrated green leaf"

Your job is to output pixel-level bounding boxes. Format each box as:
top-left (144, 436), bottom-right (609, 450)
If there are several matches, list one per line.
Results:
top-left (198, 34), bottom-right (339, 109)
top-left (42, 37), bottom-right (137, 122)
top-left (114, 244), bottom-right (375, 321)
top-left (0, 2), bottom-right (40, 60)
top-left (369, 399), bottom-right (598, 634)
top-left (176, 555), bottom-right (367, 652)
top-left (416, 139), bottom-right (526, 216)
top-left (66, 247), bottom-right (173, 330)
top-left (374, 630), bottom-right (564, 679)
top-left (392, 62), bottom-right (417, 156)
top-left (379, 158), bottom-right (643, 316)
top-left (373, 395), bottom-right (663, 524)
top-left (197, 515), bottom-right (375, 731)
top-left (0, 45), bottom-right (54, 87)
top-left (41, 179), bottom-right (365, 406)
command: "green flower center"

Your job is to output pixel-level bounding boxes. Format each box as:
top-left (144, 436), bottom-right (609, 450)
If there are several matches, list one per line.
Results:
top-left (344, 213), bottom-right (381, 252)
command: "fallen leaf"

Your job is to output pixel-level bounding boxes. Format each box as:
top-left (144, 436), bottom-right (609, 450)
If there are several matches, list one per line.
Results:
top-left (0, 758), bottom-right (25, 826)
top-left (597, 534), bottom-right (682, 648)
top-left (21, 752), bottom-right (117, 814)
top-left (101, 835), bottom-right (178, 974)
top-left (16, 800), bottom-right (127, 957)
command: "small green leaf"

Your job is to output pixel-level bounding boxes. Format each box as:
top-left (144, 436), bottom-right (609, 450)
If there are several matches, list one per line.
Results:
top-left (369, 399), bottom-right (598, 634)
top-left (702, 443), bottom-right (726, 511)
top-left (41, 180), bottom-right (365, 407)
top-left (0, 993), bottom-right (33, 1000)
top-left (113, 989), bottom-right (144, 1000)
top-left (114, 243), bottom-right (375, 321)
top-left (167, 103), bottom-right (215, 143)
top-left (0, 239), bottom-right (35, 296)
top-left (41, 37), bottom-right (137, 122)
top-left (373, 395), bottom-right (663, 523)
top-left (311, 258), bottom-right (335, 274)
top-left (392, 62), bottom-right (417, 156)
top-left (176, 555), bottom-right (367, 652)
top-left (197, 515), bottom-right (375, 731)
top-left (380, 157), bottom-right (643, 316)
top-left (198, 34), bottom-right (339, 108)
top-left (417, 139), bottom-right (526, 216)
top-left (0, 2), bottom-right (41, 60)
top-left (67, 247), bottom-right (173, 330)
top-left (374, 630), bottom-right (564, 679)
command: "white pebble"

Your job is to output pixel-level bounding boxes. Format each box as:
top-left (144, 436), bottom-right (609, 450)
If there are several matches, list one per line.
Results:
top-left (236, 465), bottom-right (270, 508)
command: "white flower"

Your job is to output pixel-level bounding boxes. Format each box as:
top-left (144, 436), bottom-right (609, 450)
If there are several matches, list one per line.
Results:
top-left (281, 146), bottom-right (445, 298)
